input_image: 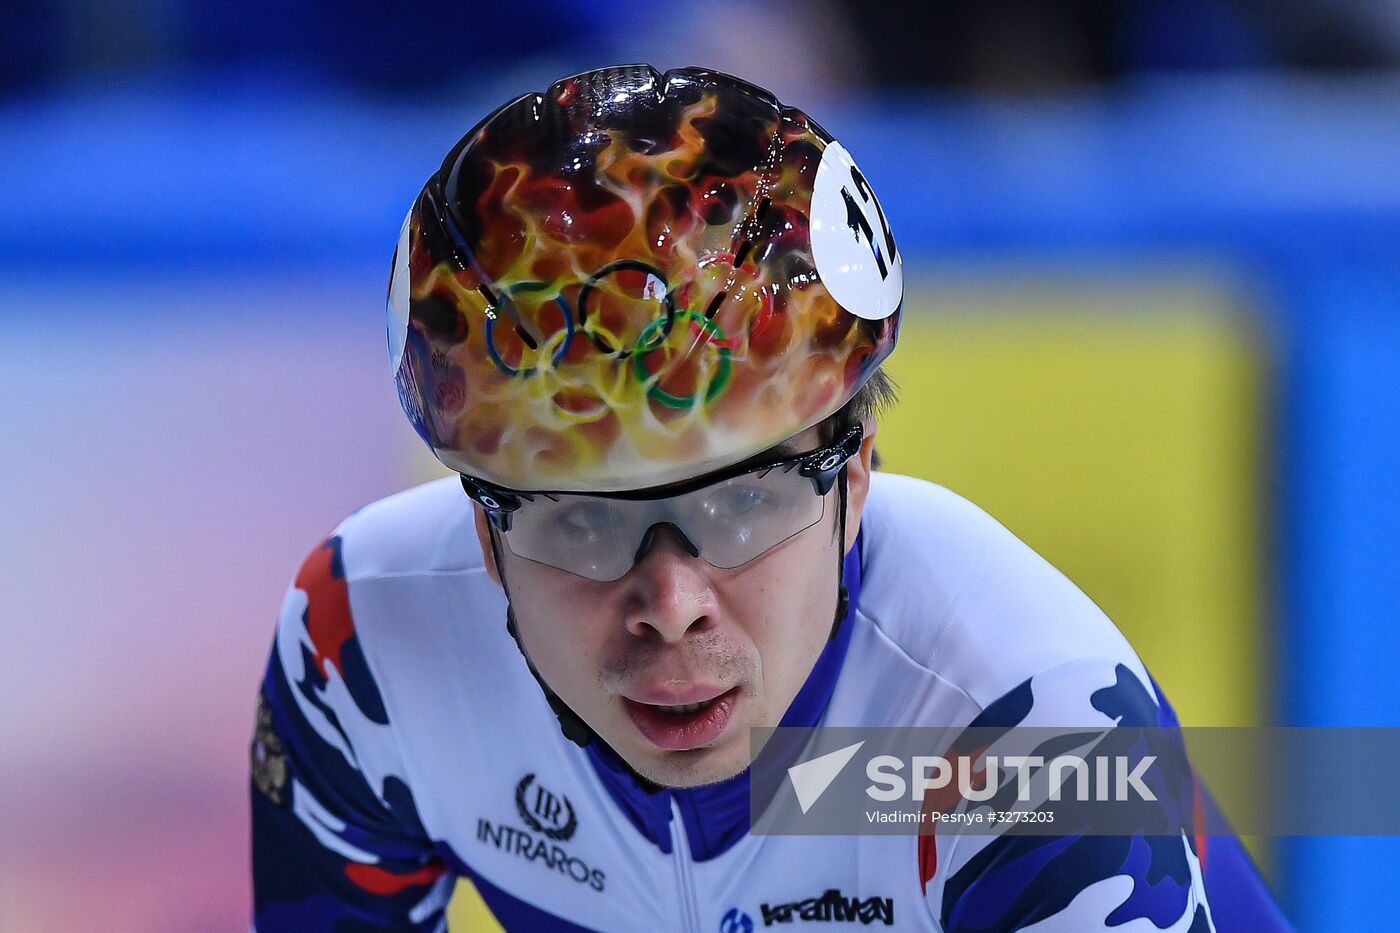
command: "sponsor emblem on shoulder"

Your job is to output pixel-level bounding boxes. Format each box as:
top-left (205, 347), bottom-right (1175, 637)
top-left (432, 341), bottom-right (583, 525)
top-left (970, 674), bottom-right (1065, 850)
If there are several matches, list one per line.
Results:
top-left (250, 692), bottom-right (288, 807)
top-left (477, 772), bottom-right (606, 892)
top-left (515, 772), bottom-right (578, 840)
top-left (760, 889), bottom-right (894, 926)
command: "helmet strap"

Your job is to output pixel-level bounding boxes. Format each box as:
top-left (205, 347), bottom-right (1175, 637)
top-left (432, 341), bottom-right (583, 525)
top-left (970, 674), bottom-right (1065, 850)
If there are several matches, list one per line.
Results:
top-left (830, 464), bottom-right (851, 642)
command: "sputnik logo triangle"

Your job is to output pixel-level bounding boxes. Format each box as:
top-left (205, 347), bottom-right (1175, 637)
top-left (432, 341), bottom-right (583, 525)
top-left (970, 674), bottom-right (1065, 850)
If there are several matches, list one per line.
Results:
top-left (787, 740), bottom-right (865, 814)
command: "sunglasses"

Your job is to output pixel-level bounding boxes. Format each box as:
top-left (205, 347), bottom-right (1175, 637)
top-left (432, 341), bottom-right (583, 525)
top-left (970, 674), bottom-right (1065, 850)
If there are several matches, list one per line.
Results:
top-left (461, 424), bottom-right (863, 582)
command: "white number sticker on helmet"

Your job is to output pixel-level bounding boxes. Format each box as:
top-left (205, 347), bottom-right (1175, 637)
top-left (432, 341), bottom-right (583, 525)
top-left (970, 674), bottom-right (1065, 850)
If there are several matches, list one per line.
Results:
top-left (388, 210), bottom-right (412, 373)
top-left (809, 141), bottom-right (902, 321)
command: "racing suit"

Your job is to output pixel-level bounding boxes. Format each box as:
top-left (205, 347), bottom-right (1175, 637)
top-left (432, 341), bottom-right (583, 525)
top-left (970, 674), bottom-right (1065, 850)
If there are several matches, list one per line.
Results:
top-left (251, 472), bottom-right (1291, 931)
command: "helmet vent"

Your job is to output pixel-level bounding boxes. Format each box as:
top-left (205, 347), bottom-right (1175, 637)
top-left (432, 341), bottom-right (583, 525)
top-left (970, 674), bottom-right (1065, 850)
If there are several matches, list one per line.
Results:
top-left (704, 290), bottom-right (728, 319)
top-left (730, 196), bottom-right (771, 268)
top-left (754, 196), bottom-right (773, 227)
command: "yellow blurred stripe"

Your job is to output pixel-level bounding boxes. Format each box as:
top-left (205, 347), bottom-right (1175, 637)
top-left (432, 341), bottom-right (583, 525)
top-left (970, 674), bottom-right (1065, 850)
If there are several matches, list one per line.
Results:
top-left (880, 272), bottom-right (1264, 729)
top-left (447, 877), bottom-right (506, 931)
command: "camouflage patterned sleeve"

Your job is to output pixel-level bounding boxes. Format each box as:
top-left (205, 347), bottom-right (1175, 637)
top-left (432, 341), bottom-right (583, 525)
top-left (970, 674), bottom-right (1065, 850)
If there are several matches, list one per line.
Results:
top-left (918, 658), bottom-right (1220, 933)
top-left (251, 536), bottom-right (453, 931)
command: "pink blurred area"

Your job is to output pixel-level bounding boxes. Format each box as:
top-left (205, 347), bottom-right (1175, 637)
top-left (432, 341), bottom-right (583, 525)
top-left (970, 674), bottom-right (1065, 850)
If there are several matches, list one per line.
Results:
top-left (0, 271), bottom-right (419, 932)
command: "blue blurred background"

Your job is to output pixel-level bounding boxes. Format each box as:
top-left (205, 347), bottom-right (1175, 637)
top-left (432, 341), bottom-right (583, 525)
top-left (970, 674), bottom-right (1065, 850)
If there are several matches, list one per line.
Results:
top-left (1, 1), bottom-right (1397, 929)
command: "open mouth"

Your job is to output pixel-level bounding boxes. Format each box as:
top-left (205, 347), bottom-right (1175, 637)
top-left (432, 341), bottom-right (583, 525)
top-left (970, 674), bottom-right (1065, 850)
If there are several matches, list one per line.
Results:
top-left (622, 687), bottom-right (741, 751)
top-left (655, 701), bottom-right (710, 715)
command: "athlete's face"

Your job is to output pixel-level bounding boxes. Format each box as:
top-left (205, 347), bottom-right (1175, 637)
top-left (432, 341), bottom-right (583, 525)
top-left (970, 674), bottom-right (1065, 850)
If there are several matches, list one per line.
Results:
top-left (475, 423), bottom-right (876, 788)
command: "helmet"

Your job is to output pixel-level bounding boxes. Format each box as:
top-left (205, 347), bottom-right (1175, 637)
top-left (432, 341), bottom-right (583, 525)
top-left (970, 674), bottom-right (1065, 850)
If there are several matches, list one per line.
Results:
top-left (387, 65), bottom-right (902, 493)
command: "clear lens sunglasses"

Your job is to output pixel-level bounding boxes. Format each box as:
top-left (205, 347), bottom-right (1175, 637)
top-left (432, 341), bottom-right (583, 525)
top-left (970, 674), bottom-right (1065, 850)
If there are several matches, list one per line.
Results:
top-left (461, 424), bottom-right (864, 582)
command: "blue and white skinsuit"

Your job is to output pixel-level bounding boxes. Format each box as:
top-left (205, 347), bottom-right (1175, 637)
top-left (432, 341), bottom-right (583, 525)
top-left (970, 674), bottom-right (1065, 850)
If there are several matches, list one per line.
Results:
top-left (251, 472), bottom-right (1292, 931)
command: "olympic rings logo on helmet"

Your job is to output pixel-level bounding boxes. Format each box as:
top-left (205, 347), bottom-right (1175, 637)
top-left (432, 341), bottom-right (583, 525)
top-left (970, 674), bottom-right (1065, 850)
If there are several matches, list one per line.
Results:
top-left (476, 255), bottom-right (757, 412)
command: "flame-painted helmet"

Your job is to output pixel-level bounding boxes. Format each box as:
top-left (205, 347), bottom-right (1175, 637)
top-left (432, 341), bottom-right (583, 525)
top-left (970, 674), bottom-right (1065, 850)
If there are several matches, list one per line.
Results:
top-left (388, 65), bottom-right (902, 493)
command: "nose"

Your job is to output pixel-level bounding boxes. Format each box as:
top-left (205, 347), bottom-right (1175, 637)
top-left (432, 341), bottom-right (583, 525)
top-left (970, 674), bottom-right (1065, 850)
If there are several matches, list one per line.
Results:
top-left (621, 524), bottom-right (716, 643)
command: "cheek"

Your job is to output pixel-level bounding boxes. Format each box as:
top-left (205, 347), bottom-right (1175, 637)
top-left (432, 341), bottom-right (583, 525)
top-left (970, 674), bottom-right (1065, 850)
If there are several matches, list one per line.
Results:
top-left (729, 518), bottom-right (840, 694)
top-left (504, 564), bottom-right (606, 691)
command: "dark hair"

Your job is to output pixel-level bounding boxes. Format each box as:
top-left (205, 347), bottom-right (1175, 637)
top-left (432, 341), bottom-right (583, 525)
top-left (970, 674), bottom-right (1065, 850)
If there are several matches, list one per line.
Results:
top-left (818, 368), bottom-right (898, 467)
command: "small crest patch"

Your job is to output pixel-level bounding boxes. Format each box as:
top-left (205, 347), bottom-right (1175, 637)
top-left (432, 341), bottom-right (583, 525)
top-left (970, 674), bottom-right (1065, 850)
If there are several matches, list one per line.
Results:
top-left (251, 691), bottom-right (289, 807)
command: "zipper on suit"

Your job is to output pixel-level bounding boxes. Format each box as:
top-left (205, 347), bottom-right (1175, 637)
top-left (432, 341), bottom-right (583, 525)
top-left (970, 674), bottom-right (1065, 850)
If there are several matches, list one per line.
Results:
top-left (670, 799), bottom-right (702, 933)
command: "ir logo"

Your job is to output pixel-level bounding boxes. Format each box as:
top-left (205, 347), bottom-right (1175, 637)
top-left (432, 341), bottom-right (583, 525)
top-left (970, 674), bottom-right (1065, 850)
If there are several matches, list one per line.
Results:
top-left (514, 773), bottom-right (578, 841)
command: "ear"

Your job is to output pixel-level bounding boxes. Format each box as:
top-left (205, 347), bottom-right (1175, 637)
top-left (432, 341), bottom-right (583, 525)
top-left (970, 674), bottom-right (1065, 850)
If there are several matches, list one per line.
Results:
top-left (842, 418), bottom-right (878, 555)
top-left (473, 504), bottom-right (503, 586)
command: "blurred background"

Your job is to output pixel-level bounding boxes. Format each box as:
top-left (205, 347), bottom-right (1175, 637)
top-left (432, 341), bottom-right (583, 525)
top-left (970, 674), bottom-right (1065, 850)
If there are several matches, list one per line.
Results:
top-left (1, 1), bottom-right (1398, 929)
